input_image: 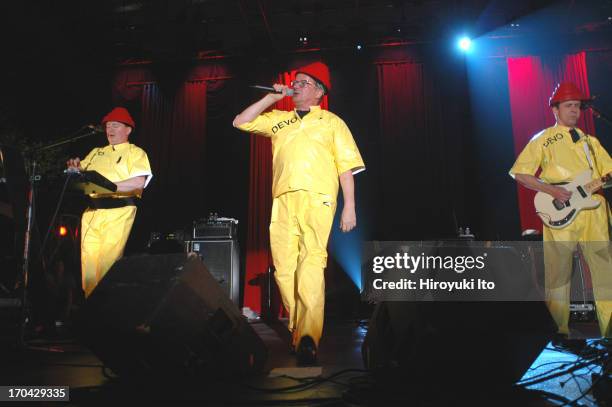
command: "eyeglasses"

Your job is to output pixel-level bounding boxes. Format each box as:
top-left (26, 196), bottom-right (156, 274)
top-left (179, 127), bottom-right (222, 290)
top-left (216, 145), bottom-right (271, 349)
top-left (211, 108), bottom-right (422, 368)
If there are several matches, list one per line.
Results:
top-left (105, 122), bottom-right (126, 129)
top-left (291, 79), bottom-right (315, 89)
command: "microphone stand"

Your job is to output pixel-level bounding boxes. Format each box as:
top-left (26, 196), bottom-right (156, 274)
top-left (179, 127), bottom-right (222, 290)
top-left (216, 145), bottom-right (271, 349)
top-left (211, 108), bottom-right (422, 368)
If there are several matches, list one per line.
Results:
top-left (587, 103), bottom-right (612, 190)
top-left (589, 104), bottom-right (612, 127)
top-left (17, 125), bottom-right (100, 348)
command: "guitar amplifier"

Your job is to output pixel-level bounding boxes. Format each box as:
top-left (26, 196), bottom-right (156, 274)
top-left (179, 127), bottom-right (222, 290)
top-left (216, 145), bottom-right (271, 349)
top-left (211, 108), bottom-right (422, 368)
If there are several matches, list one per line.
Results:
top-left (185, 239), bottom-right (240, 305)
top-left (193, 217), bottom-right (238, 240)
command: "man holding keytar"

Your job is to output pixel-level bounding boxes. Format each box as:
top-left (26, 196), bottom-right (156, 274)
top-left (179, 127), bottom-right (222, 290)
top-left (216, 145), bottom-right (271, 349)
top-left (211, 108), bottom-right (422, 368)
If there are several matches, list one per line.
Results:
top-left (66, 107), bottom-right (152, 298)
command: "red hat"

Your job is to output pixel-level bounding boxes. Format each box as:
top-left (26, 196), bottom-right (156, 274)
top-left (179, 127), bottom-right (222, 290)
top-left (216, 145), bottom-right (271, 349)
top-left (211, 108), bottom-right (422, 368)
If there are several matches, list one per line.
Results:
top-left (101, 107), bottom-right (136, 128)
top-left (549, 82), bottom-right (588, 107)
top-left (297, 62), bottom-right (331, 94)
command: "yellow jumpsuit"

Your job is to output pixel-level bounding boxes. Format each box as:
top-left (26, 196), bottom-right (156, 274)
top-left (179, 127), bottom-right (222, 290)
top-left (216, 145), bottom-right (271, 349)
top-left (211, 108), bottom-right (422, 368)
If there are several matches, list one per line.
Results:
top-left (510, 124), bottom-right (612, 336)
top-left (79, 142), bottom-right (152, 297)
top-left (238, 106), bottom-right (365, 346)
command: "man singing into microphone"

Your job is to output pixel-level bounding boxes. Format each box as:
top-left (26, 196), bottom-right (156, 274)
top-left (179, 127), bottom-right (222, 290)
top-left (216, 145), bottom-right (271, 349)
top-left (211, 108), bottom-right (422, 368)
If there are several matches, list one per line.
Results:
top-left (233, 62), bottom-right (365, 365)
top-left (66, 107), bottom-right (152, 297)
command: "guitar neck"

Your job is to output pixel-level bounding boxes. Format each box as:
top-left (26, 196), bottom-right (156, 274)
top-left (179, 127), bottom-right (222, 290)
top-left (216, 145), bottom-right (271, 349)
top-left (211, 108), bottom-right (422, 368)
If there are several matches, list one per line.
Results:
top-left (584, 173), bottom-right (611, 194)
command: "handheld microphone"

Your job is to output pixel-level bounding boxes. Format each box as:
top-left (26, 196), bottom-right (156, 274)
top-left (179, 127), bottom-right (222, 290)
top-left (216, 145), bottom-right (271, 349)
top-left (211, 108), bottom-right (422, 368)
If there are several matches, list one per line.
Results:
top-left (250, 85), bottom-right (294, 96)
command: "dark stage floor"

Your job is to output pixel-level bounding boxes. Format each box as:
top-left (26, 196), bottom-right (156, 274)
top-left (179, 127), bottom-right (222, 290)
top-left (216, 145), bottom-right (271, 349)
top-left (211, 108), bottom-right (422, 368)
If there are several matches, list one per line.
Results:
top-left (0, 318), bottom-right (610, 406)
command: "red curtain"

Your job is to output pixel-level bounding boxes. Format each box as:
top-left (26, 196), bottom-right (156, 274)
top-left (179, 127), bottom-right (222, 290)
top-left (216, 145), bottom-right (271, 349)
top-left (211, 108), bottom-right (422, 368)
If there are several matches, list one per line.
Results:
top-left (243, 66), bottom-right (329, 314)
top-left (135, 81), bottom-right (208, 231)
top-left (375, 61), bottom-right (461, 239)
top-left (378, 63), bottom-right (426, 144)
top-left (377, 62), bottom-right (426, 226)
top-left (507, 52), bottom-right (595, 233)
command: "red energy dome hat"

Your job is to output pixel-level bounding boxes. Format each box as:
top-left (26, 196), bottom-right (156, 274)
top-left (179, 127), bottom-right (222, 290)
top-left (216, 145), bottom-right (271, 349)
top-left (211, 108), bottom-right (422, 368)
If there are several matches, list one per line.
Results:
top-left (101, 107), bottom-right (136, 128)
top-left (296, 62), bottom-right (331, 94)
top-left (549, 82), bottom-right (588, 107)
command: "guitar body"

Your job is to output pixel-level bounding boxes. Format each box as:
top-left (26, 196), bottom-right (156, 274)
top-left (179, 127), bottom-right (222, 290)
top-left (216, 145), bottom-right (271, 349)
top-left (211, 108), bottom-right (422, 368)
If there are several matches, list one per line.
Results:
top-left (534, 170), bottom-right (601, 229)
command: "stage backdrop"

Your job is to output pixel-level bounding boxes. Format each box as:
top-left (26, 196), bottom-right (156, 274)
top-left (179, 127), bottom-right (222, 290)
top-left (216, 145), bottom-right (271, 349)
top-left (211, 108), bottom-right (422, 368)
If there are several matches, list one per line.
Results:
top-left (107, 47), bottom-right (612, 312)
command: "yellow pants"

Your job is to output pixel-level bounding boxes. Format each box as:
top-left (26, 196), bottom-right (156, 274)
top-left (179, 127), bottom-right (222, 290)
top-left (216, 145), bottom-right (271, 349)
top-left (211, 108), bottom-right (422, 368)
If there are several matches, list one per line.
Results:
top-left (81, 206), bottom-right (137, 297)
top-left (269, 190), bottom-right (336, 347)
top-left (543, 195), bottom-right (612, 337)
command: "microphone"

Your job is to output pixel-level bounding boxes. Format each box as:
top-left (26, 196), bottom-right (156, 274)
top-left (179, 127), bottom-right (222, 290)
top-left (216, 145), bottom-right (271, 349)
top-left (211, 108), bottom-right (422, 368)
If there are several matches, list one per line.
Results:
top-left (582, 95), bottom-right (596, 109)
top-left (86, 124), bottom-right (105, 133)
top-left (250, 85), bottom-right (294, 96)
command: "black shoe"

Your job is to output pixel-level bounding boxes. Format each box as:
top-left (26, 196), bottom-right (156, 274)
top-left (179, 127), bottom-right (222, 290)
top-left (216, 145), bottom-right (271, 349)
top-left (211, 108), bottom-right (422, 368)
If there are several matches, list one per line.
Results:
top-left (296, 335), bottom-right (317, 366)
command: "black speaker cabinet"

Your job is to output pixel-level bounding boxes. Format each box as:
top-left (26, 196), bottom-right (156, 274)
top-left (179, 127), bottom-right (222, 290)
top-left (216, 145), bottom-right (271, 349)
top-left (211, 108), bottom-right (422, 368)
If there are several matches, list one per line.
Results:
top-left (363, 300), bottom-right (556, 394)
top-left (363, 243), bottom-right (557, 394)
top-left (79, 254), bottom-right (266, 379)
top-left (186, 240), bottom-right (239, 305)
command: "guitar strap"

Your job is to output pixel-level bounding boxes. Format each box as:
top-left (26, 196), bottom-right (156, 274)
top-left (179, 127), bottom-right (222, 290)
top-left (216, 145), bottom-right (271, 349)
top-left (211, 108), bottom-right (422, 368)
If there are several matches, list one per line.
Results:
top-left (582, 142), bottom-right (594, 171)
top-left (581, 136), bottom-right (609, 200)
top-left (572, 128), bottom-right (598, 174)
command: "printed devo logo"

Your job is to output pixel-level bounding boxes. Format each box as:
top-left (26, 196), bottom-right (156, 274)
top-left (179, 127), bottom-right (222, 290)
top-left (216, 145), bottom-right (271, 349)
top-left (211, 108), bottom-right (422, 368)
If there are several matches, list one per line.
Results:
top-left (543, 133), bottom-right (564, 147)
top-left (272, 117), bottom-right (298, 134)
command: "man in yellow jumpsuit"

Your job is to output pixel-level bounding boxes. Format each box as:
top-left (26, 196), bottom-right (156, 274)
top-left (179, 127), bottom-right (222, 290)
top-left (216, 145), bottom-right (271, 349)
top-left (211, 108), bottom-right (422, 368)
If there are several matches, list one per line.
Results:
top-left (67, 107), bottom-right (152, 298)
top-left (510, 83), bottom-right (612, 338)
top-left (233, 62), bottom-right (365, 365)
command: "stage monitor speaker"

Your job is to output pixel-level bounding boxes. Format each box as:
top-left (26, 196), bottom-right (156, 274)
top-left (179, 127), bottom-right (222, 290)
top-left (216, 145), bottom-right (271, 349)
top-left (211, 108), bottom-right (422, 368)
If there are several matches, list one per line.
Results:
top-left (362, 302), bottom-right (556, 395)
top-left (363, 244), bottom-right (557, 395)
top-left (363, 301), bottom-right (556, 394)
top-left (79, 254), bottom-right (266, 380)
top-left (186, 240), bottom-right (239, 305)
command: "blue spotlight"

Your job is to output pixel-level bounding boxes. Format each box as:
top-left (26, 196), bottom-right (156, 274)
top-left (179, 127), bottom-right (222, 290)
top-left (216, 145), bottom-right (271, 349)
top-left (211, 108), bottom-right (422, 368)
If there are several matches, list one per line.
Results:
top-left (458, 36), bottom-right (472, 52)
top-left (328, 197), bottom-right (367, 291)
top-left (329, 228), bottom-right (363, 290)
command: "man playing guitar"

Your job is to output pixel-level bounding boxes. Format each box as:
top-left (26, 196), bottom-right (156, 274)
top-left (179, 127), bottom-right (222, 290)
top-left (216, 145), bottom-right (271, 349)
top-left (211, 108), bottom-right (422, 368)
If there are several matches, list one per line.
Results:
top-left (510, 82), bottom-right (612, 339)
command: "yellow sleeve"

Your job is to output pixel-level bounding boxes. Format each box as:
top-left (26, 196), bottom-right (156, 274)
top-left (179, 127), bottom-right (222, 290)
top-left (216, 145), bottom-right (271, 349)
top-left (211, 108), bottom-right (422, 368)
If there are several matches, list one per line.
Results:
top-left (332, 117), bottom-right (365, 176)
top-left (590, 137), bottom-right (612, 177)
top-left (236, 110), bottom-right (278, 137)
top-left (128, 146), bottom-right (153, 188)
top-left (509, 138), bottom-right (543, 178)
top-left (79, 149), bottom-right (97, 169)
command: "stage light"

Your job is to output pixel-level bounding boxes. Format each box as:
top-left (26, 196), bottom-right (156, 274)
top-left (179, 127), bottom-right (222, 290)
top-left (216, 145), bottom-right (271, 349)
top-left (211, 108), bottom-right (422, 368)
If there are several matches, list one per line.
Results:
top-left (356, 44), bottom-right (362, 50)
top-left (329, 198), bottom-right (366, 290)
top-left (330, 230), bottom-right (363, 290)
top-left (58, 226), bottom-right (68, 237)
top-left (458, 36), bottom-right (472, 52)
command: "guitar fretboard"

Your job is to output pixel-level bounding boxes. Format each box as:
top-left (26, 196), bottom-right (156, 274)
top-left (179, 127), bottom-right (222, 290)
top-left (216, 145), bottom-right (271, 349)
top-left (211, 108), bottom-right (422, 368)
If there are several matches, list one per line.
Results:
top-left (585, 174), bottom-right (611, 194)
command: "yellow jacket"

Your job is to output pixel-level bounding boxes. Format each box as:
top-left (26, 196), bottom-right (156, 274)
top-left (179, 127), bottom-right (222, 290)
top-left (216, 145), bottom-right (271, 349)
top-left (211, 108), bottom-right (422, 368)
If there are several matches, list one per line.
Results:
top-left (238, 106), bottom-right (365, 198)
top-left (80, 142), bottom-right (153, 190)
top-left (510, 124), bottom-right (612, 183)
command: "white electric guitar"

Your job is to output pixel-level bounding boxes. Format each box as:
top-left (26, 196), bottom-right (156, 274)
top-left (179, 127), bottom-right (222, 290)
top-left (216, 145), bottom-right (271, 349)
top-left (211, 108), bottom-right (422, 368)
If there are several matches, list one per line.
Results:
top-left (534, 170), bottom-right (611, 229)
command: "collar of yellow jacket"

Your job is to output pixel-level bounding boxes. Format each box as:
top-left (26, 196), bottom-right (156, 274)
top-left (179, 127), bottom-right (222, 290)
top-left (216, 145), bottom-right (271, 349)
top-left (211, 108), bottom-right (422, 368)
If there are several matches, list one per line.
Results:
top-left (294, 105), bottom-right (323, 119)
top-left (553, 123), bottom-right (585, 136)
top-left (106, 141), bottom-right (131, 151)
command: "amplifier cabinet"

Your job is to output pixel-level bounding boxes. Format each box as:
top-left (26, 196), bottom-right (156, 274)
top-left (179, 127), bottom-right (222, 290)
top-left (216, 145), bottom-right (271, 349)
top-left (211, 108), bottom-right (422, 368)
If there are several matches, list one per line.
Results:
top-left (193, 221), bottom-right (237, 240)
top-left (185, 239), bottom-right (240, 305)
